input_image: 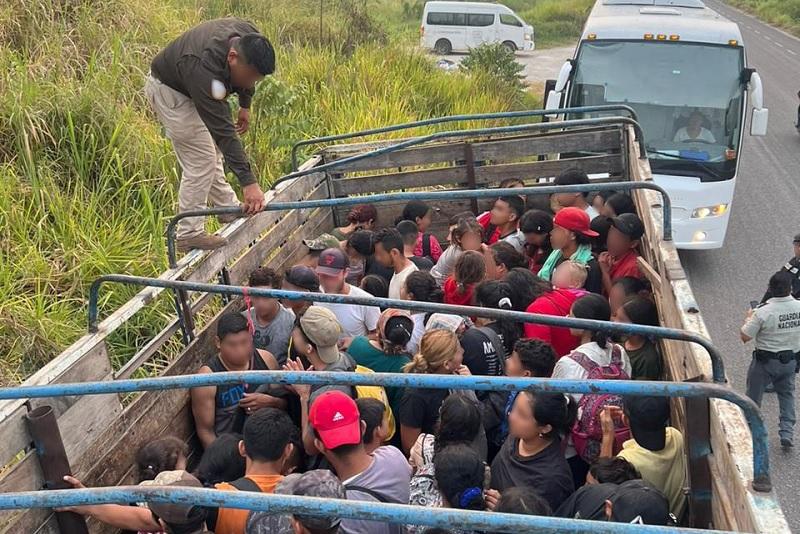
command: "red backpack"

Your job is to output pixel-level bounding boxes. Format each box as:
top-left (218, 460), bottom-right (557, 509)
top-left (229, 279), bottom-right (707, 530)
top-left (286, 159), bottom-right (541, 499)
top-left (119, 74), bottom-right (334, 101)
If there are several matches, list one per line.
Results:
top-left (569, 344), bottom-right (631, 463)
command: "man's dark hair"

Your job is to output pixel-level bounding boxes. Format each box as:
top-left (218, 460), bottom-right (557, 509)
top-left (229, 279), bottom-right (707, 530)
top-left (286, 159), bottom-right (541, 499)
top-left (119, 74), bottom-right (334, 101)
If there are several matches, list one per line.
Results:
top-left (495, 486), bottom-right (552, 516)
top-left (356, 398), bottom-right (385, 444)
top-left (374, 227), bottom-right (404, 255)
top-left (497, 195), bottom-right (525, 219)
top-left (490, 241), bottom-right (527, 270)
top-left (243, 408), bottom-right (298, 462)
top-left (217, 312), bottom-right (250, 340)
top-left (193, 433), bottom-right (245, 485)
top-left (312, 427), bottom-right (362, 457)
top-left (513, 338), bottom-right (557, 377)
top-left (520, 209), bottom-right (553, 235)
top-left (768, 271), bottom-right (793, 298)
top-left (360, 274), bottom-right (389, 299)
top-left (236, 33), bottom-right (276, 75)
top-left (396, 220), bottom-right (419, 245)
top-left (554, 168), bottom-right (591, 198)
top-left (346, 230), bottom-right (374, 257)
top-left (248, 267), bottom-right (282, 289)
top-left (589, 457), bottom-right (641, 484)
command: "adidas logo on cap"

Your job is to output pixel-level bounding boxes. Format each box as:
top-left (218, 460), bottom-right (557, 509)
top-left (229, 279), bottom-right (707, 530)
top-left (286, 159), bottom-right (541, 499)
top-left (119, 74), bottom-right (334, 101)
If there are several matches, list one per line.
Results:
top-left (332, 411), bottom-right (344, 422)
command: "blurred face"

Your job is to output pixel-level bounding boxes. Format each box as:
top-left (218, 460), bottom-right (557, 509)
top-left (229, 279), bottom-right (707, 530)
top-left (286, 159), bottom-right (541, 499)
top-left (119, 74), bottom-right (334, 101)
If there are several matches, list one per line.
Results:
top-left (508, 392), bottom-right (550, 441)
top-left (549, 225), bottom-right (574, 251)
top-left (281, 281), bottom-right (312, 314)
top-left (567, 307), bottom-right (585, 338)
top-left (555, 191), bottom-right (580, 209)
top-left (793, 241), bottom-right (800, 258)
top-left (217, 330), bottom-right (254, 367)
top-left (614, 305), bottom-right (631, 324)
top-left (444, 343), bottom-right (464, 373)
top-left (290, 327), bottom-right (314, 361)
top-left (360, 219), bottom-right (375, 231)
top-left (609, 284), bottom-right (628, 317)
top-left (490, 199), bottom-right (513, 226)
top-left (377, 413), bottom-right (390, 443)
top-left (415, 210), bottom-right (433, 233)
top-left (459, 230), bottom-right (482, 251)
top-left (227, 49), bottom-right (265, 90)
top-left (505, 351), bottom-right (530, 378)
top-left (400, 282), bottom-right (410, 301)
top-left (592, 195), bottom-right (606, 214)
top-left (318, 271), bottom-right (346, 294)
top-left (373, 242), bottom-right (394, 268)
top-left (250, 287), bottom-right (278, 317)
top-left (524, 231), bottom-right (547, 247)
top-left (688, 114), bottom-right (703, 130)
top-left (601, 204), bottom-right (618, 218)
top-left (299, 252), bottom-right (321, 269)
top-left (552, 263), bottom-right (577, 290)
top-left (606, 226), bottom-right (635, 258)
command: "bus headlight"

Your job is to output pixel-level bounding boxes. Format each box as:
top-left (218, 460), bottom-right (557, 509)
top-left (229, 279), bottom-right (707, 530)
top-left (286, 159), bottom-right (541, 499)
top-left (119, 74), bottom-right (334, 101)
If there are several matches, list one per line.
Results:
top-left (524, 33), bottom-right (532, 41)
top-left (691, 204), bottom-right (728, 218)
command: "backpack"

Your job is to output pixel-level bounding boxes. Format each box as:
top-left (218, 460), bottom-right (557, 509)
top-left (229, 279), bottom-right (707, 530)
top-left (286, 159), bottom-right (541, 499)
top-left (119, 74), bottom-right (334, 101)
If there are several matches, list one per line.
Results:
top-left (421, 233), bottom-right (433, 261)
top-left (354, 365), bottom-right (396, 440)
top-left (569, 345), bottom-right (631, 463)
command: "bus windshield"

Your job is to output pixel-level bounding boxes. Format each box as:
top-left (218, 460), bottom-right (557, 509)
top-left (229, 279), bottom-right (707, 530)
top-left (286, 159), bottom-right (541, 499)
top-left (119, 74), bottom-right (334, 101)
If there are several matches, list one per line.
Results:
top-left (567, 40), bottom-right (745, 182)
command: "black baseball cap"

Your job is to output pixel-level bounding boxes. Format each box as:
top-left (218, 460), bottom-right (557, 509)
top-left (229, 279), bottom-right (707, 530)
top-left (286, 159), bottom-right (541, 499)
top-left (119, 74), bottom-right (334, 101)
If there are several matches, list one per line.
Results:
top-left (315, 248), bottom-right (349, 276)
top-left (624, 396), bottom-right (670, 451)
top-left (610, 213), bottom-right (645, 240)
top-left (284, 265), bottom-right (320, 292)
top-left (793, 233), bottom-right (800, 244)
top-left (609, 479), bottom-right (671, 525)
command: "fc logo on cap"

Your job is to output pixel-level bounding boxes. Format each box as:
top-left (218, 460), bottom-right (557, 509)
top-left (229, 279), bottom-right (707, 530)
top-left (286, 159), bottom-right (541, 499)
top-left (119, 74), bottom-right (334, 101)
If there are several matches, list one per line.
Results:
top-left (322, 254), bottom-right (335, 266)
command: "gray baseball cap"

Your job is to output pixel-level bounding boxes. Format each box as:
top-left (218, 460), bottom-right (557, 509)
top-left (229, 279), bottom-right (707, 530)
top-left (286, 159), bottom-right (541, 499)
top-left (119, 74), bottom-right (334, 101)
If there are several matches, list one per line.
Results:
top-left (284, 470), bottom-right (346, 530)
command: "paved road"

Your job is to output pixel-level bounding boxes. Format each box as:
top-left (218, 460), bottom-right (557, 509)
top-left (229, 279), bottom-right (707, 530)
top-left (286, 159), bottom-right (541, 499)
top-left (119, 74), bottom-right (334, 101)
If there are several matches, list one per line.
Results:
top-left (680, 0), bottom-right (800, 527)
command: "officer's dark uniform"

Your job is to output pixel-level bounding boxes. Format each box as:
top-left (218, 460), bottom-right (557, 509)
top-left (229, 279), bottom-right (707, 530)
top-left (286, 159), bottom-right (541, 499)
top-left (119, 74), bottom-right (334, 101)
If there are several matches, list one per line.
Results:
top-left (742, 295), bottom-right (800, 446)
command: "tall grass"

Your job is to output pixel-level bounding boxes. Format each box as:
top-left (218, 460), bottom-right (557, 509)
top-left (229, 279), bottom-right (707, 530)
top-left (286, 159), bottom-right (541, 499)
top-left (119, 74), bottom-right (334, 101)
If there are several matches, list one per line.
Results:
top-left (0, 0), bottom-right (536, 383)
top-left (728, 0), bottom-right (800, 35)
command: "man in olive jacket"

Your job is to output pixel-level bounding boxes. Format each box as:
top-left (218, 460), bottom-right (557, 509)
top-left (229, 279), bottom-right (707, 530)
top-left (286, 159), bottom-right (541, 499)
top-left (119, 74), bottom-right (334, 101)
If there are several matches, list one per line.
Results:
top-left (146, 18), bottom-right (274, 251)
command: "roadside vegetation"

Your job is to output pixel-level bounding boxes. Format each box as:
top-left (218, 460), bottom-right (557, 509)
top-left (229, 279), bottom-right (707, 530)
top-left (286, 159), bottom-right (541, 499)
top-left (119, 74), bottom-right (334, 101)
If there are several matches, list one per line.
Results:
top-left (0, 0), bottom-right (538, 383)
top-left (728, 0), bottom-right (800, 35)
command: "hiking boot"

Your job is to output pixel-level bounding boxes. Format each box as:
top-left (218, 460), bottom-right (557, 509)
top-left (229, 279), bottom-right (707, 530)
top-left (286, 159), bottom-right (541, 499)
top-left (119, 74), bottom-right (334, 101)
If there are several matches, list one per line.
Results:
top-left (781, 438), bottom-right (793, 451)
top-left (176, 234), bottom-right (228, 252)
top-left (217, 212), bottom-right (244, 224)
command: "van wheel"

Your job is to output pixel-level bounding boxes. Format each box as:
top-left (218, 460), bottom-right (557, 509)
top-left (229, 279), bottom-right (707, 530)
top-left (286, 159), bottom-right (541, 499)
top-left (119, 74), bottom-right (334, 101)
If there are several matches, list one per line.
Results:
top-left (503, 41), bottom-right (517, 53)
top-left (434, 39), bottom-right (452, 55)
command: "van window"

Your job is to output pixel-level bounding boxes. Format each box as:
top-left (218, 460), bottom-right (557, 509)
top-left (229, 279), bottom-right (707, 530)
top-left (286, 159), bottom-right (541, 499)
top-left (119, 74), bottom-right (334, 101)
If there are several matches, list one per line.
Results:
top-left (427, 12), bottom-right (467, 25)
top-left (499, 14), bottom-right (523, 27)
top-left (467, 13), bottom-right (495, 27)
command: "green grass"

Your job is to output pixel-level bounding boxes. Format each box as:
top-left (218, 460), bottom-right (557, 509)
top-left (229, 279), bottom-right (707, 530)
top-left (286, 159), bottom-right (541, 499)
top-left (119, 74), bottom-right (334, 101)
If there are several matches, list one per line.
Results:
top-left (0, 0), bottom-right (537, 384)
top-left (728, 0), bottom-right (800, 35)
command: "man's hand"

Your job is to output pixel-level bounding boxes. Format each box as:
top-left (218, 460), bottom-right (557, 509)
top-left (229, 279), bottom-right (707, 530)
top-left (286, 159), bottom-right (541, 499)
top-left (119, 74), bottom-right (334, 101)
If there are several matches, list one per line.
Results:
top-left (239, 392), bottom-right (280, 413)
top-left (598, 251), bottom-right (613, 273)
top-left (283, 357), bottom-right (313, 399)
top-left (56, 476), bottom-right (89, 513)
top-left (600, 406), bottom-right (624, 436)
top-left (454, 364), bottom-right (472, 376)
top-left (484, 489), bottom-right (501, 511)
top-left (236, 108), bottom-right (250, 135)
top-left (242, 183), bottom-right (265, 215)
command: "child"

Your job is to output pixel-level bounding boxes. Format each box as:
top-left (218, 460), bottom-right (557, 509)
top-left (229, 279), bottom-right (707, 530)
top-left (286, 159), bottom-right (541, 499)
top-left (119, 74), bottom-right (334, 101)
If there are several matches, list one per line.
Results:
top-left (443, 250), bottom-right (486, 306)
top-left (552, 260), bottom-right (590, 299)
top-left (614, 296), bottom-right (663, 380)
top-left (356, 397), bottom-right (391, 455)
top-left (398, 200), bottom-right (443, 262)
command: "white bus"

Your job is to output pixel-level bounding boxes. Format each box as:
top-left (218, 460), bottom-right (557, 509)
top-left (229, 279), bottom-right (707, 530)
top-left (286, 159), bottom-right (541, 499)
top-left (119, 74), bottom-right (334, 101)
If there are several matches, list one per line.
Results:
top-left (545, 0), bottom-right (768, 249)
top-left (421, 1), bottom-right (534, 55)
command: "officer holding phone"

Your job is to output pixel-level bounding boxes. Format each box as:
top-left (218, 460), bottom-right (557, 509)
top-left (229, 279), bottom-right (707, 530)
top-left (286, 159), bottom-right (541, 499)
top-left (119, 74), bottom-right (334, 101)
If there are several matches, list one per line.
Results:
top-left (741, 271), bottom-right (800, 451)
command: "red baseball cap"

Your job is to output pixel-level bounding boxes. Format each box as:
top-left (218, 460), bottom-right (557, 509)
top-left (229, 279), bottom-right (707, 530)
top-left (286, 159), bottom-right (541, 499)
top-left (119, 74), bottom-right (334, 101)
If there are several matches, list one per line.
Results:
top-left (309, 391), bottom-right (361, 449)
top-left (553, 207), bottom-right (599, 237)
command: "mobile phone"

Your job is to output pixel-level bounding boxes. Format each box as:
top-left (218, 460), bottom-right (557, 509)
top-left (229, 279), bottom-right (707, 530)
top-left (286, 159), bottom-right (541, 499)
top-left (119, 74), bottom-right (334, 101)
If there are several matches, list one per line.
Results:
top-left (749, 300), bottom-right (759, 309)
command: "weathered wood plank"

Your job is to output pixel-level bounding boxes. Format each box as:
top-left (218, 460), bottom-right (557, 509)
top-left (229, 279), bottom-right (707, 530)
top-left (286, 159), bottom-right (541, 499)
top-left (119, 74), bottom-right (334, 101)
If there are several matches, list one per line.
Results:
top-left (323, 128), bottom-right (622, 172)
top-left (332, 154), bottom-right (623, 196)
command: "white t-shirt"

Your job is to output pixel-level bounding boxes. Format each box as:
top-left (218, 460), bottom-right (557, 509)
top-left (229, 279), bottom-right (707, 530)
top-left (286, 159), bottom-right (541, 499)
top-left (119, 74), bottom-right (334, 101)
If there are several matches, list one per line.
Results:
top-left (388, 262), bottom-right (418, 300)
top-left (673, 127), bottom-right (716, 143)
top-left (585, 205), bottom-right (600, 221)
top-left (318, 284), bottom-right (380, 338)
top-left (500, 230), bottom-right (526, 253)
top-left (552, 341), bottom-right (632, 402)
top-left (406, 313), bottom-right (426, 355)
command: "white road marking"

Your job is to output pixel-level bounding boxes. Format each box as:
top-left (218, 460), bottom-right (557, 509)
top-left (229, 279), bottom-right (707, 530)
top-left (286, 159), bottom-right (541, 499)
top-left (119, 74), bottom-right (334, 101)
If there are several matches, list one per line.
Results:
top-left (754, 29), bottom-right (761, 34)
top-left (788, 49), bottom-right (798, 56)
top-left (775, 42), bottom-right (784, 48)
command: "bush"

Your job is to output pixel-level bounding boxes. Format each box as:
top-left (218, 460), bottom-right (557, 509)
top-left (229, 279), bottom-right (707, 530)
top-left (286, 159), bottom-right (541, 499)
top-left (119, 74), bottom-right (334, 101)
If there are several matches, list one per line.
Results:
top-left (728, 0), bottom-right (800, 35)
top-left (460, 42), bottom-right (526, 90)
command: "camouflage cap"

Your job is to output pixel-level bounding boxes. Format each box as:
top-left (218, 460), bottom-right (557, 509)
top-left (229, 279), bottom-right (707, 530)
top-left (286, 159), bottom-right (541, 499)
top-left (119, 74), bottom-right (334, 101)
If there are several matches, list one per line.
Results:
top-left (303, 234), bottom-right (341, 251)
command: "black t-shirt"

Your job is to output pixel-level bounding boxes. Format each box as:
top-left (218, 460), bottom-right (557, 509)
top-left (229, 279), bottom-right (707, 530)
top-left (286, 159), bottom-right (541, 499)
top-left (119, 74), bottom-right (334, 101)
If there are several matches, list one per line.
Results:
top-left (398, 387), bottom-right (449, 434)
top-left (460, 327), bottom-right (504, 378)
top-left (490, 437), bottom-right (575, 512)
top-left (410, 255), bottom-right (435, 271)
top-left (554, 255), bottom-right (603, 295)
top-left (555, 483), bottom-right (617, 520)
top-left (485, 321), bottom-right (517, 356)
top-left (365, 256), bottom-right (394, 283)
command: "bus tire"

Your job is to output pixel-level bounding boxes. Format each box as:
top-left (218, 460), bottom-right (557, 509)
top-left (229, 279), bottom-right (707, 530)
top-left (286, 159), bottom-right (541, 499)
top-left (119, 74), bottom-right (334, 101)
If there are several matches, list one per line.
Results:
top-left (434, 39), bottom-right (452, 55)
top-left (503, 41), bottom-right (517, 53)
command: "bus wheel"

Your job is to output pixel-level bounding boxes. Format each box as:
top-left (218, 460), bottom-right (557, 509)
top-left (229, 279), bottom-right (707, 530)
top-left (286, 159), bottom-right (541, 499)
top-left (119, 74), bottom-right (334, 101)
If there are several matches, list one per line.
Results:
top-left (503, 41), bottom-right (517, 53)
top-left (434, 39), bottom-right (452, 55)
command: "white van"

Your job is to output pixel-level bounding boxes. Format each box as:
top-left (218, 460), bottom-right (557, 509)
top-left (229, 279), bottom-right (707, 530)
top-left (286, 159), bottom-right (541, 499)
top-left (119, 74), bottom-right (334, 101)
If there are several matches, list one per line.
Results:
top-left (421, 1), bottom-right (534, 55)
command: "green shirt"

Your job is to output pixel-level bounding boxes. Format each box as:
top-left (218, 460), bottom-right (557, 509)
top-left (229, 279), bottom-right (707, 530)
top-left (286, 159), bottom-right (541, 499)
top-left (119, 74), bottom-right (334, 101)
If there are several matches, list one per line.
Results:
top-left (347, 336), bottom-right (410, 414)
top-left (626, 340), bottom-right (663, 380)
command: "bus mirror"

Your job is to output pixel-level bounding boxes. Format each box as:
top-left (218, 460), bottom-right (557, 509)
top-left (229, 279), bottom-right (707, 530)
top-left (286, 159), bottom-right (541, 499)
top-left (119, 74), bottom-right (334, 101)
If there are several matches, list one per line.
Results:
top-left (554, 61), bottom-right (573, 92)
top-left (545, 90), bottom-right (562, 118)
top-left (748, 71), bottom-right (764, 110)
top-left (750, 108), bottom-right (768, 136)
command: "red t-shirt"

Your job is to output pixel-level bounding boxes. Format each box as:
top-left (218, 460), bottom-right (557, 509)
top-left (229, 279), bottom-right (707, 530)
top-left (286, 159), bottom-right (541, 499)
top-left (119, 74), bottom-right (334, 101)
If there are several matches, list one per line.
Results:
top-left (414, 232), bottom-right (443, 261)
top-left (609, 250), bottom-right (642, 281)
top-left (523, 289), bottom-right (581, 357)
top-left (477, 211), bottom-right (501, 245)
top-left (444, 276), bottom-right (475, 306)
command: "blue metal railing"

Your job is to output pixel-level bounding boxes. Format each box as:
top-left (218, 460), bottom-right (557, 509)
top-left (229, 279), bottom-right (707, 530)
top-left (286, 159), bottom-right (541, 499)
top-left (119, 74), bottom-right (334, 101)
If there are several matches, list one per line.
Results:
top-left (0, 372), bottom-right (770, 492)
top-left (289, 104), bottom-right (640, 170)
top-left (0, 487), bottom-right (732, 533)
top-left (166, 181), bottom-right (670, 268)
top-left (88, 275), bottom-right (725, 384)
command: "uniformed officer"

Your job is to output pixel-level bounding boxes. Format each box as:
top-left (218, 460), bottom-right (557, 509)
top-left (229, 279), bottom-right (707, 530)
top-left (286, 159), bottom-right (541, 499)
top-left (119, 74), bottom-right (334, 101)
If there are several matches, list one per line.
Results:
top-left (741, 271), bottom-right (800, 450)
top-left (145, 19), bottom-right (274, 252)
top-left (762, 233), bottom-right (800, 301)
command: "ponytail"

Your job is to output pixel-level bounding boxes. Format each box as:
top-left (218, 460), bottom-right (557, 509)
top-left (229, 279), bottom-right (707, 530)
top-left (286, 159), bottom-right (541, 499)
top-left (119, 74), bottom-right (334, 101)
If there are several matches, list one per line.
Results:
top-left (522, 390), bottom-right (577, 441)
top-left (403, 330), bottom-right (459, 374)
top-left (571, 293), bottom-right (612, 349)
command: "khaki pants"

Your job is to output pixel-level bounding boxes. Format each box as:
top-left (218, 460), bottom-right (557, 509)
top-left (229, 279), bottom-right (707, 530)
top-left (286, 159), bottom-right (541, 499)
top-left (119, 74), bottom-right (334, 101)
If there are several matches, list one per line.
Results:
top-left (144, 75), bottom-right (239, 239)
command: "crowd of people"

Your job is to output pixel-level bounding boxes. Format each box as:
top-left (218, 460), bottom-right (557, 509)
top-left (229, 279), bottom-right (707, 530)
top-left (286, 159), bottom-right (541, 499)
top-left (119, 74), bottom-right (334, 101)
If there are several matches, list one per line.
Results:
top-left (64, 169), bottom-right (691, 533)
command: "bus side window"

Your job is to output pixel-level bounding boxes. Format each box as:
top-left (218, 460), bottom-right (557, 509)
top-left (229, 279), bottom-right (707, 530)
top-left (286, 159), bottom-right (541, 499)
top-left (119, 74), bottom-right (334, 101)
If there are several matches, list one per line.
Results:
top-left (499, 14), bottom-right (522, 27)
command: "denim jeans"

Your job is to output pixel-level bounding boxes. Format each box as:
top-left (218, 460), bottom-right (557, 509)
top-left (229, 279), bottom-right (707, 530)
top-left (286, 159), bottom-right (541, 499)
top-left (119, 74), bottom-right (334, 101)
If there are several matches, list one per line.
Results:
top-left (746, 357), bottom-right (797, 442)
